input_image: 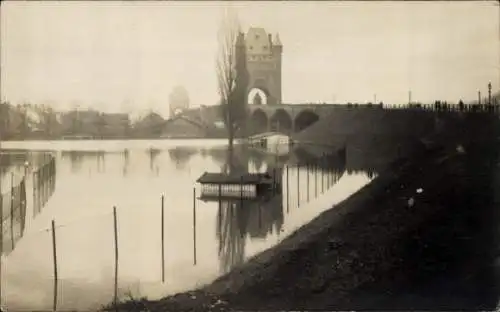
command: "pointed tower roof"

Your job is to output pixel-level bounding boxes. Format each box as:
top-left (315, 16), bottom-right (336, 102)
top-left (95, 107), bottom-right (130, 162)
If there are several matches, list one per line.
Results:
top-left (273, 33), bottom-right (282, 46)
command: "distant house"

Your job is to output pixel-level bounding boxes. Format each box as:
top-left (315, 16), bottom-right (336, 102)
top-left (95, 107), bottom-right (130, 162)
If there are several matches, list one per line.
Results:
top-left (132, 111), bottom-right (165, 138)
top-left (101, 113), bottom-right (130, 138)
top-left (60, 110), bottom-right (100, 136)
top-left (161, 115), bottom-right (208, 138)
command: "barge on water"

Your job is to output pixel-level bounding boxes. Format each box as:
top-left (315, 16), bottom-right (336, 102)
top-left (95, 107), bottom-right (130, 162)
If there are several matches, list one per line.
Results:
top-left (196, 172), bottom-right (279, 200)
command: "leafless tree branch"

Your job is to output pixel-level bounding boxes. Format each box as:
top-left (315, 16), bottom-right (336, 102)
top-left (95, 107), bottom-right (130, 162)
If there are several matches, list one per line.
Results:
top-left (216, 7), bottom-right (244, 146)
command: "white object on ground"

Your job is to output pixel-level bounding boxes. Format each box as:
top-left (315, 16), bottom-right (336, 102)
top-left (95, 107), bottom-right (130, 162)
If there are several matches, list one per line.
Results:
top-left (407, 197), bottom-right (415, 207)
top-left (416, 188), bottom-right (423, 194)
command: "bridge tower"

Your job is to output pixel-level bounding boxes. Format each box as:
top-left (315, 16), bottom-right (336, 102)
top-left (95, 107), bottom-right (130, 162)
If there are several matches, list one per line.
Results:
top-left (240, 28), bottom-right (283, 106)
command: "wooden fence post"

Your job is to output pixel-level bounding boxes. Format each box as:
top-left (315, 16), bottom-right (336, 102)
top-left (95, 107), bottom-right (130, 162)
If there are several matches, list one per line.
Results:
top-left (315, 164), bottom-right (318, 198)
top-left (51, 220), bottom-right (58, 312)
top-left (306, 164), bottom-right (310, 202)
top-left (286, 165), bottom-right (289, 213)
top-left (161, 195), bottom-right (165, 283)
top-left (218, 185), bottom-right (222, 229)
top-left (113, 206), bottom-right (118, 310)
top-left (192, 188), bottom-right (197, 266)
top-left (10, 173), bottom-right (14, 250)
top-left (322, 156), bottom-right (325, 193)
top-left (297, 164), bottom-right (300, 207)
top-left (0, 193), bottom-right (3, 305)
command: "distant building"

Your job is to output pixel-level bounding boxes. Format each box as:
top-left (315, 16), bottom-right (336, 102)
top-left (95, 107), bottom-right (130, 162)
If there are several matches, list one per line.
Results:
top-left (101, 113), bottom-right (130, 138)
top-left (161, 115), bottom-right (207, 138)
top-left (60, 109), bottom-right (100, 136)
top-left (169, 86), bottom-right (190, 117)
top-left (132, 111), bottom-right (165, 138)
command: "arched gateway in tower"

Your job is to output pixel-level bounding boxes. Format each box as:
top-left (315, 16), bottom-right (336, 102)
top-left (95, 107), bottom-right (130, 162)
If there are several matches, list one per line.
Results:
top-left (238, 27), bottom-right (283, 106)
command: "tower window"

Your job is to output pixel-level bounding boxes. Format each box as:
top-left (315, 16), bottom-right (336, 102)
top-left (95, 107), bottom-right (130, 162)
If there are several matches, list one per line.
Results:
top-left (263, 46), bottom-right (268, 50)
top-left (249, 46), bottom-right (253, 50)
top-left (255, 34), bottom-right (260, 39)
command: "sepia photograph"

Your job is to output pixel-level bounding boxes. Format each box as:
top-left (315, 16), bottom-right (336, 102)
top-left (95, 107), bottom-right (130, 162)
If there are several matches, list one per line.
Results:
top-left (0, 0), bottom-right (499, 311)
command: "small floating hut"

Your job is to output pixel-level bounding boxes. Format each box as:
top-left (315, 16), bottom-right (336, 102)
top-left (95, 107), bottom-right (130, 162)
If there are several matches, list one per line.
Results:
top-left (247, 132), bottom-right (292, 156)
top-left (196, 172), bottom-right (279, 200)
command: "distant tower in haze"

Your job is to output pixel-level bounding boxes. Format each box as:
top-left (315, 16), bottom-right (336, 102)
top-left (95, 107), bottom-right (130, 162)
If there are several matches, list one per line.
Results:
top-left (169, 86), bottom-right (190, 117)
top-left (236, 28), bottom-right (283, 105)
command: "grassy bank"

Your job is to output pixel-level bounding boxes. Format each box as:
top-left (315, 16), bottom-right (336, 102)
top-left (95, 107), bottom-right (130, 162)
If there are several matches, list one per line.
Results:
top-left (108, 113), bottom-right (500, 311)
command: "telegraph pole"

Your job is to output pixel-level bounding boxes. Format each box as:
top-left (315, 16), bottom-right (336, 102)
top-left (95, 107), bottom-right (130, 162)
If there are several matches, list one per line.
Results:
top-left (478, 90), bottom-right (481, 105)
top-left (408, 90), bottom-right (412, 105)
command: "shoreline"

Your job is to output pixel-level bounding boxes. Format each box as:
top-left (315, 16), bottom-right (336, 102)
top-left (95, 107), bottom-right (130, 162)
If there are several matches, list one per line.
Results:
top-left (110, 139), bottom-right (489, 311)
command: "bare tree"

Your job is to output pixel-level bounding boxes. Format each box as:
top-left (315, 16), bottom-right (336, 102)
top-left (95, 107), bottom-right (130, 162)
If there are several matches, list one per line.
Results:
top-left (216, 8), bottom-right (247, 149)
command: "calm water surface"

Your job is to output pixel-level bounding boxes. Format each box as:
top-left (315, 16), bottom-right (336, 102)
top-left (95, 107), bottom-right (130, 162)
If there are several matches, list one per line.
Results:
top-left (0, 139), bottom-right (374, 311)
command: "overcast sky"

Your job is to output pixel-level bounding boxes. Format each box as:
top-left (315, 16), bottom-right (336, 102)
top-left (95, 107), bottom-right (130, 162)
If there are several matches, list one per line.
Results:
top-left (1, 1), bottom-right (499, 115)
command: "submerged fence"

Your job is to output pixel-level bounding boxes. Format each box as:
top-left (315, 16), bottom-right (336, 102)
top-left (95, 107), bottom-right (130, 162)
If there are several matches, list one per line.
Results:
top-left (0, 155), bottom-right (57, 256)
top-left (33, 156), bottom-right (57, 217)
top-left (0, 152), bottom-right (355, 312)
top-left (0, 175), bottom-right (27, 255)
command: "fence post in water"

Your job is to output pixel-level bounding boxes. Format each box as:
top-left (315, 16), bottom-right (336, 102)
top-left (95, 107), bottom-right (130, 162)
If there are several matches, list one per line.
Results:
top-left (161, 195), bottom-right (165, 283)
top-left (10, 173), bottom-right (14, 249)
top-left (306, 164), bottom-right (310, 202)
top-left (286, 165), bottom-right (289, 213)
top-left (113, 206), bottom-right (118, 310)
top-left (297, 164), bottom-right (300, 207)
top-left (315, 163), bottom-right (318, 198)
top-left (322, 154), bottom-right (325, 193)
top-left (240, 176), bottom-right (244, 200)
top-left (51, 219), bottom-right (58, 312)
top-left (218, 185), bottom-right (222, 229)
top-left (0, 193), bottom-right (3, 303)
top-left (272, 167), bottom-right (276, 195)
top-left (192, 188), bottom-right (197, 266)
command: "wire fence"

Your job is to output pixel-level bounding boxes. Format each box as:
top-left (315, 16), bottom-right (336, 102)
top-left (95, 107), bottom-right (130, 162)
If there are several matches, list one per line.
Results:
top-left (0, 155), bottom-right (355, 311)
top-left (0, 176), bottom-right (26, 255)
top-left (33, 156), bottom-right (57, 218)
top-left (0, 155), bottom-right (56, 256)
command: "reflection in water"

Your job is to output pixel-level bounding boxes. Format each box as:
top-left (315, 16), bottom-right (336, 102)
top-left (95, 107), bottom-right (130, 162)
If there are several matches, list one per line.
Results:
top-left (62, 151), bottom-right (107, 174)
top-left (97, 151), bottom-right (105, 173)
top-left (148, 148), bottom-right (161, 175)
top-left (69, 151), bottom-right (82, 173)
top-left (168, 147), bottom-right (197, 170)
top-left (216, 195), bottom-right (285, 274)
top-left (215, 144), bottom-right (349, 273)
top-left (1, 154), bottom-right (56, 256)
top-left (122, 149), bottom-right (130, 176)
top-left (0, 136), bottom-right (420, 311)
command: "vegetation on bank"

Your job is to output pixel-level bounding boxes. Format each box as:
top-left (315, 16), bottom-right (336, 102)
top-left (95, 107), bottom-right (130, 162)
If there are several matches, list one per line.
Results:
top-left (0, 101), bottom-right (135, 140)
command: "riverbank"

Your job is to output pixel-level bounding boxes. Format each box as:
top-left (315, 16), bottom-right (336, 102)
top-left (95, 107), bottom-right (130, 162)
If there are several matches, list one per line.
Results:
top-left (109, 115), bottom-right (500, 311)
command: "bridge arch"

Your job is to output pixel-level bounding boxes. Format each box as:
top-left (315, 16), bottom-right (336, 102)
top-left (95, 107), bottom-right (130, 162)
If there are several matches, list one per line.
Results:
top-left (294, 110), bottom-right (320, 133)
top-left (248, 109), bottom-right (269, 135)
top-left (248, 87), bottom-right (268, 105)
top-left (269, 109), bottom-right (292, 134)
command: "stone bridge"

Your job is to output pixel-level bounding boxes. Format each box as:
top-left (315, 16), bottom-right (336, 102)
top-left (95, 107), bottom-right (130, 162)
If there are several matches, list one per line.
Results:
top-left (162, 103), bottom-right (425, 137)
top-left (164, 103), bottom-right (353, 136)
top-left (247, 104), bottom-right (351, 135)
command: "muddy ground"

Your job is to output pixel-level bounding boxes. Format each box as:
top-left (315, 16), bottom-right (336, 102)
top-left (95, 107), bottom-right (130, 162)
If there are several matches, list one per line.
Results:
top-left (110, 115), bottom-right (500, 312)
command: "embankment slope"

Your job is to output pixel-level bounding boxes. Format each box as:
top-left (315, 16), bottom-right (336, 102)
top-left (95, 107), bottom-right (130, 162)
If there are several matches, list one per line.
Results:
top-left (111, 112), bottom-right (499, 311)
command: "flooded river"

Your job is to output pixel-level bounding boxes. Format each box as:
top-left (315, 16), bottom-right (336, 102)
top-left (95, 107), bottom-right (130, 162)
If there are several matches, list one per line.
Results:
top-left (0, 139), bottom-right (379, 311)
